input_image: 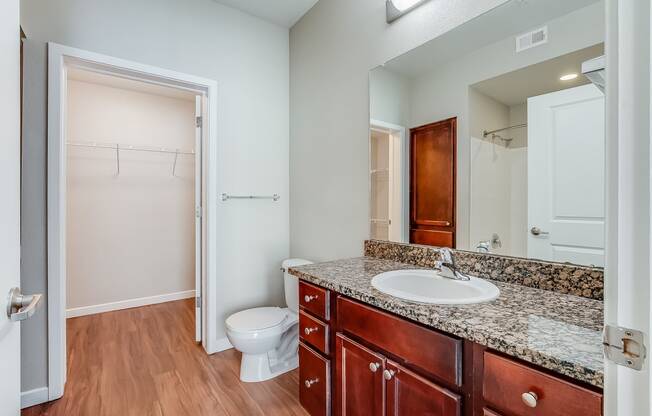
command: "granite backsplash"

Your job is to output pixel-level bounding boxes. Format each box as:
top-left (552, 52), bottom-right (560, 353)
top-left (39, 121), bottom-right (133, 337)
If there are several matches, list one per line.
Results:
top-left (364, 240), bottom-right (604, 301)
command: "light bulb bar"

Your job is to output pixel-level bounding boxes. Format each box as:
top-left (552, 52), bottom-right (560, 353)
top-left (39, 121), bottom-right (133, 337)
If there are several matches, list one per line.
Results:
top-left (386, 0), bottom-right (430, 23)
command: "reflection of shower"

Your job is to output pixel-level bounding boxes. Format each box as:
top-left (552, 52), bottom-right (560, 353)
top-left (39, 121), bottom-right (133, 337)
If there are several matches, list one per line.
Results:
top-left (483, 123), bottom-right (526, 147)
top-left (582, 55), bottom-right (605, 92)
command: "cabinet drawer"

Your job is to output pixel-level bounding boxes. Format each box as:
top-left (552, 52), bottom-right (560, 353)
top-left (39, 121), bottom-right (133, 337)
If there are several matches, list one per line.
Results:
top-left (337, 297), bottom-right (462, 387)
top-left (300, 342), bottom-right (331, 416)
top-left (300, 310), bottom-right (329, 355)
top-left (300, 281), bottom-right (330, 321)
top-left (483, 352), bottom-right (602, 416)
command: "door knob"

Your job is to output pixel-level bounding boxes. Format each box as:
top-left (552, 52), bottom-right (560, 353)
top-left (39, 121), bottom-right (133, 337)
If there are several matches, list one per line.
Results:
top-left (6, 287), bottom-right (43, 322)
top-left (369, 362), bottom-right (380, 372)
top-left (383, 369), bottom-right (395, 380)
top-left (530, 227), bottom-right (549, 236)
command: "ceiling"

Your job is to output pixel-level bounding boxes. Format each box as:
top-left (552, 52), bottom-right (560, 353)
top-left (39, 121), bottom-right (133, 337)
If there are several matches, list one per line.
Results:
top-left (471, 44), bottom-right (603, 106)
top-left (68, 68), bottom-right (197, 102)
top-left (384, 0), bottom-right (602, 78)
top-left (212, 0), bottom-right (319, 28)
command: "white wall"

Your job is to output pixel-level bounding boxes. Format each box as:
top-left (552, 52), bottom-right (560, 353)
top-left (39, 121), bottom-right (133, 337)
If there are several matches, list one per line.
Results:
top-left (290, 0), bottom-right (512, 262)
top-left (66, 80), bottom-right (196, 312)
top-left (369, 67), bottom-right (411, 127)
top-left (21, 0), bottom-right (289, 395)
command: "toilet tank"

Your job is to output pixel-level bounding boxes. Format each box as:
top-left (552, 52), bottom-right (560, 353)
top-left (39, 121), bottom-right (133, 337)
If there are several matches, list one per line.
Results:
top-left (282, 258), bottom-right (313, 313)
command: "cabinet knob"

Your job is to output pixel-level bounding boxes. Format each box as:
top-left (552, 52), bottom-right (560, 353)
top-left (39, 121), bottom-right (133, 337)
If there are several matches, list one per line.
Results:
top-left (369, 362), bottom-right (380, 372)
top-left (304, 378), bottom-right (319, 388)
top-left (383, 369), bottom-right (395, 381)
top-left (521, 391), bottom-right (538, 408)
top-left (304, 326), bottom-right (318, 335)
top-left (304, 295), bottom-right (318, 303)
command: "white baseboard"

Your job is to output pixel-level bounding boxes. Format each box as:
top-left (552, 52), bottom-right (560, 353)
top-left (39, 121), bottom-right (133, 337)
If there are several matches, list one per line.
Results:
top-left (206, 336), bottom-right (233, 354)
top-left (66, 290), bottom-right (196, 318)
top-left (21, 387), bottom-right (49, 409)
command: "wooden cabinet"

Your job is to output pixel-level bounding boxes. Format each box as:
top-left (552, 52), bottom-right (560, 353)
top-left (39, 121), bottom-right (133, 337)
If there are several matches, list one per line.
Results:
top-left (300, 281), bottom-right (331, 321)
top-left (334, 334), bottom-right (461, 416)
top-left (300, 343), bottom-right (331, 416)
top-left (385, 360), bottom-right (461, 416)
top-left (300, 310), bottom-right (330, 355)
top-left (482, 352), bottom-right (602, 416)
top-left (335, 335), bottom-right (385, 416)
top-left (409, 117), bottom-right (457, 248)
top-left (298, 281), bottom-right (603, 416)
top-left (337, 297), bottom-right (462, 387)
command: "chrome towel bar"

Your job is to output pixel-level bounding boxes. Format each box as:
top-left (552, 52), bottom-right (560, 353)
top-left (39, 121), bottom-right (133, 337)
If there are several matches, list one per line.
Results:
top-left (220, 193), bottom-right (280, 202)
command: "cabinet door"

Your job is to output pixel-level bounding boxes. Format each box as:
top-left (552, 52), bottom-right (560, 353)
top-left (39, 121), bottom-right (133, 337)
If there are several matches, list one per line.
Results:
top-left (335, 334), bottom-right (385, 416)
top-left (385, 361), bottom-right (461, 416)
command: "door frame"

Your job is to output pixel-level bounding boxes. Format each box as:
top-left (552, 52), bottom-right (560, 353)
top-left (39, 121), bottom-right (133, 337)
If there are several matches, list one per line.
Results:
top-left (47, 43), bottom-right (219, 401)
top-left (603, 0), bottom-right (652, 414)
top-left (369, 119), bottom-right (408, 243)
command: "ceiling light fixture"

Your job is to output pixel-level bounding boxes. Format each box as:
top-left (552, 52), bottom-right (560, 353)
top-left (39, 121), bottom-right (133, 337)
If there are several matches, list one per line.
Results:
top-left (559, 73), bottom-right (579, 81)
top-left (386, 0), bottom-right (430, 23)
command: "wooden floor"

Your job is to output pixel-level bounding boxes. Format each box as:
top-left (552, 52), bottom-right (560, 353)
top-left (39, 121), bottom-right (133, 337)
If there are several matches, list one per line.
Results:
top-left (23, 299), bottom-right (308, 416)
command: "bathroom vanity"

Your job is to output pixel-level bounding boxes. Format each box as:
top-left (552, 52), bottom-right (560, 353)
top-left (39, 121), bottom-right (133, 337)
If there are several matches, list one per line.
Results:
top-left (291, 242), bottom-right (604, 416)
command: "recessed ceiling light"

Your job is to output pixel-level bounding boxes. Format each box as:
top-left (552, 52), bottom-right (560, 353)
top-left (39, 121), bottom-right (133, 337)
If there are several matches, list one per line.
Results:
top-left (560, 73), bottom-right (579, 81)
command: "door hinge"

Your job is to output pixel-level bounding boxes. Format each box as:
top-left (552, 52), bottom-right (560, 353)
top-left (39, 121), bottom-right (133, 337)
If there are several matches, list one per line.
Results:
top-left (195, 296), bottom-right (201, 308)
top-left (603, 325), bottom-right (647, 370)
top-left (195, 206), bottom-right (202, 218)
top-left (195, 116), bottom-right (203, 128)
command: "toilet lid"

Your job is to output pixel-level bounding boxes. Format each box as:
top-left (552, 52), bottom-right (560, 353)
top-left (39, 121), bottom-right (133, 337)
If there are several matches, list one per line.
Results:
top-left (226, 307), bottom-right (287, 332)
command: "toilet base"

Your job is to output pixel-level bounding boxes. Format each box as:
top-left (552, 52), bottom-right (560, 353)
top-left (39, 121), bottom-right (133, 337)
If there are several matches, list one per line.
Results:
top-left (239, 352), bottom-right (299, 383)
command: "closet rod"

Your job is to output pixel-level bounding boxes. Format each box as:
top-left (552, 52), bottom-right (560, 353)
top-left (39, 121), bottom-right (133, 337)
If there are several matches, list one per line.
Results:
top-left (67, 141), bottom-right (195, 155)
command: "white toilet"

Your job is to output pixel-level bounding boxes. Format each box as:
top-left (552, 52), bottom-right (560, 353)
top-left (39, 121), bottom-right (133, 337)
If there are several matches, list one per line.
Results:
top-left (226, 258), bottom-right (313, 382)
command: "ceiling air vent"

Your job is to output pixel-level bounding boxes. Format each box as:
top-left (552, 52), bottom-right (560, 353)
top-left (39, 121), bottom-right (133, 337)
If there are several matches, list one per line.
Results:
top-left (515, 26), bottom-right (548, 53)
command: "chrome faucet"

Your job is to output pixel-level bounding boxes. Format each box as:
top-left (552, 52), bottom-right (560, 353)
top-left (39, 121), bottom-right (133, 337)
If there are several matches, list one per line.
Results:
top-left (437, 248), bottom-right (471, 281)
top-left (476, 241), bottom-right (490, 253)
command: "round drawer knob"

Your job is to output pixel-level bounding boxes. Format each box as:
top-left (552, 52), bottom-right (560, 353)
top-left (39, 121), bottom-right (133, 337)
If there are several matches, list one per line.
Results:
top-left (521, 391), bottom-right (538, 408)
top-left (304, 327), bottom-right (318, 335)
top-left (369, 362), bottom-right (380, 372)
top-left (383, 369), bottom-right (395, 381)
top-left (304, 295), bottom-right (318, 303)
top-left (304, 378), bottom-right (319, 388)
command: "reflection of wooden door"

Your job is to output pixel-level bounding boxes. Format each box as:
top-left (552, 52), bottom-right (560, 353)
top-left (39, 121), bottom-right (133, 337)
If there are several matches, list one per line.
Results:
top-left (410, 118), bottom-right (456, 248)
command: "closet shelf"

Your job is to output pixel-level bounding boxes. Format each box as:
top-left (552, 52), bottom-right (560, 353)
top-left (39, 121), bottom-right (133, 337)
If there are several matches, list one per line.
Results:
top-left (67, 141), bottom-right (195, 155)
top-left (67, 141), bottom-right (195, 176)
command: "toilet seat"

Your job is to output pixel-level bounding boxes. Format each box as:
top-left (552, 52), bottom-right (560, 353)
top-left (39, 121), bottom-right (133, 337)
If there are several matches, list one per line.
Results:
top-left (226, 307), bottom-right (289, 335)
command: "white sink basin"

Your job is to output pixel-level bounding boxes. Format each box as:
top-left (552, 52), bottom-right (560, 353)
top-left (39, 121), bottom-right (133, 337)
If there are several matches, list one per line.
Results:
top-left (371, 269), bottom-right (500, 305)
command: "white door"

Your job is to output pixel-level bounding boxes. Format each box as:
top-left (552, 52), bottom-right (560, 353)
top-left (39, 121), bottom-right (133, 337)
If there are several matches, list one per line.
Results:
top-left (1, 0), bottom-right (23, 414)
top-left (527, 84), bottom-right (605, 266)
top-left (194, 96), bottom-right (203, 342)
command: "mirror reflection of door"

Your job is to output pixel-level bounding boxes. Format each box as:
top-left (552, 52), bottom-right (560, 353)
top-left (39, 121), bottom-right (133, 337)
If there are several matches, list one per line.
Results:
top-left (528, 84), bottom-right (605, 266)
top-left (370, 121), bottom-right (406, 242)
top-left (409, 118), bottom-right (457, 248)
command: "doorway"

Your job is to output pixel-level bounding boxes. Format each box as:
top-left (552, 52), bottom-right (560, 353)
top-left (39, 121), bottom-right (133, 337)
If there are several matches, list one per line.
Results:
top-left (369, 120), bottom-right (407, 243)
top-left (47, 43), bottom-right (218, 401)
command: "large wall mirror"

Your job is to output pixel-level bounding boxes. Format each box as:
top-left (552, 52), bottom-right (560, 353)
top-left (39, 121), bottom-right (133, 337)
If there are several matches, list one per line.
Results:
top-left (369, 0), bottom-right (605, 268)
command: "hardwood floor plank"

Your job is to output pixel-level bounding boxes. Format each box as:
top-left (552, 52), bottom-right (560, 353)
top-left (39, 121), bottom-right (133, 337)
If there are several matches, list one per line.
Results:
top-left (23, 299), bottom-right (308, 416)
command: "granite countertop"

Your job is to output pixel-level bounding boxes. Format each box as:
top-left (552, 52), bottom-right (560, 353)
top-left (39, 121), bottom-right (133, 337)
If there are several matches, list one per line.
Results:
top-left (290, 257), bottom-right (604, 388)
